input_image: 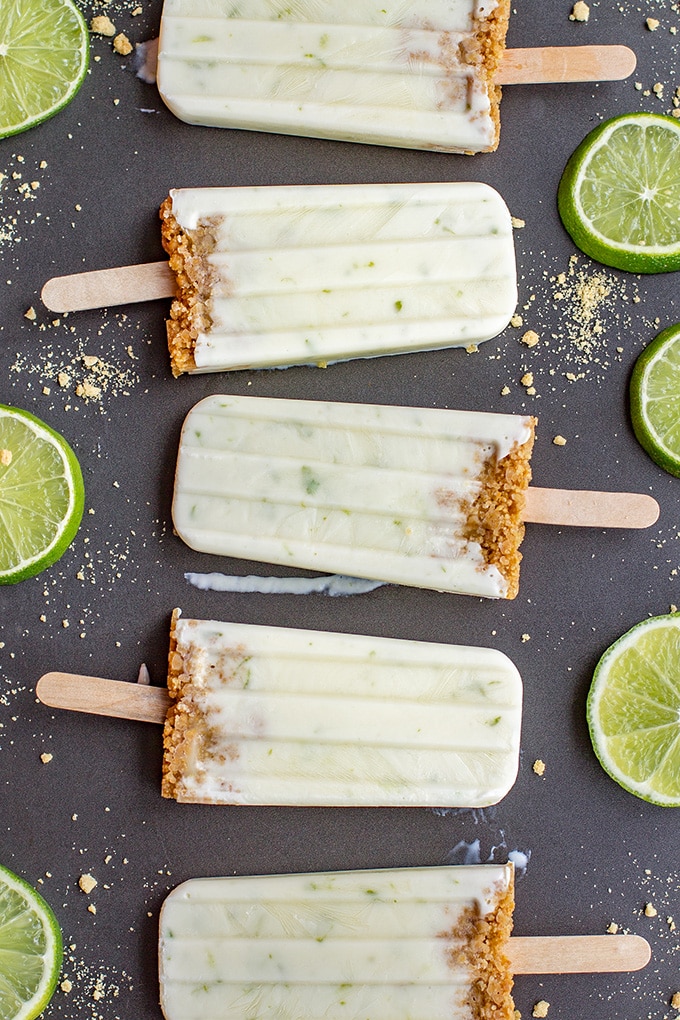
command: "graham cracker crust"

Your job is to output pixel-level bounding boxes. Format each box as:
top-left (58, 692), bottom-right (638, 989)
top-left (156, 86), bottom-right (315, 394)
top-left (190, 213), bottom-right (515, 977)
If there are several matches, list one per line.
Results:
top-left (480, 0), bottom-right (512, 151)
top-left (462, 420), bottom-right (536, 600)
top-left (457, 0), bottom-right (511, 152)
top-left (160, 197), bottom-right (213, 377)
top-left (448, 880), bottom-right (516, 1020)
top-left (161, 608), bottom-right (201, 800)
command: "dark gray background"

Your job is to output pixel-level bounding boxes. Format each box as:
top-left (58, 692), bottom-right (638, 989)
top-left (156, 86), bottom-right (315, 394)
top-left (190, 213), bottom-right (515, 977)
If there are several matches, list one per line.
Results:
top-left (1, 2), bottom-right (678, 1017)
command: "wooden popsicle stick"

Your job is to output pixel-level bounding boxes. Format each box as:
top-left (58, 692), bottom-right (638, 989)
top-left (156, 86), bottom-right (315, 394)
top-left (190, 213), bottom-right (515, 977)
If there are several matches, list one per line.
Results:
top-left (37, 672), bottom-right (170, 723)
top-left (508, 934), bottom-right (650, 974)
top-left (523, 487), bottom-right (659, 530)
top-left (40, 261), bottom-right (174, 313)
top-left (498, 44), bottom-right (636, 85)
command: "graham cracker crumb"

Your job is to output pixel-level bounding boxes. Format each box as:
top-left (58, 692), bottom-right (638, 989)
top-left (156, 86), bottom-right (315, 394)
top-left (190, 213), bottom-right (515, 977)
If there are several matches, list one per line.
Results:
top-left (553, 435), bottom-right (567, 446)
top-left (40, 752), bottom-right (53, 764)
top-left (24, 306), bottom-right (36, 320)
top-left (75, 380), bottom-right (102, 400)
top-left (113, 33), bottom-right (133, 55)
top-left (90, 15), bottom-right (116, 36)
top-left (646, 17), bottom-right (660, 30)
top-left (644, 902), bottom-right (658, 917)
top-left (79, 874), bottom-right (97, 894)
top-left (607, 922), bottom-right (619, 934)
top-left (521, 330), bottom-right (539, 348)
top-left (671, 991), bottom-right (680, 1010)
top-left (511, 314), bottom-right (524, 328)
top-left (533, 1002), bottom-right (550, 1018)
top-left (532, 759), bottom-right (546, 776)
top-left (570, 2), bottom-right (590, 21)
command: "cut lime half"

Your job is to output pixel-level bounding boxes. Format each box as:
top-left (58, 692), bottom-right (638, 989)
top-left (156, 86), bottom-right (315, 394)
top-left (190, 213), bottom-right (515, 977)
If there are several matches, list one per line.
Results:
top-left (0, 0), bottom-right (89, 139)
top-left (558, 112), bottom-right (680, 273)
top-left (630, 322), bottom-right (680, 476)
top-left (0, 863), bottom-right (63, 1020)
top-left (0, 405), bottom-right (84, 584)
top-left (587, 615), bottom-right (680, 807)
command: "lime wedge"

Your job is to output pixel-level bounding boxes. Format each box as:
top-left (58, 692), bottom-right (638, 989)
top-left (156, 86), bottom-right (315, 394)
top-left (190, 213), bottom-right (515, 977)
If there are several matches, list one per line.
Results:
top-left (558, 112), bottom-right (680, 273)
top-left (0, 863), bottom-right (62, 1020)
top-left (587, 615), bottom-right (680, 807)
top-left (630, 322), bottom-right (680, 477)
top-left (0, 405), bottom-right (84, 584)
top-left (0, 0), bottom-right (89, 139)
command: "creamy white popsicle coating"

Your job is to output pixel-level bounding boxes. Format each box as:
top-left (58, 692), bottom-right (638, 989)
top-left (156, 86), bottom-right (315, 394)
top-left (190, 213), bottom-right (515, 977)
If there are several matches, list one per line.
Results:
top-left (162, 182), bottom-right (517, 373)
top-left (159, 864), bottom-right (516, 1020)
top-left (157, 1), bottom-right (509, 153)
top-left (172, 395), bottom-right (535, 598)
top-left (162, 615), bottom-right (523, 807)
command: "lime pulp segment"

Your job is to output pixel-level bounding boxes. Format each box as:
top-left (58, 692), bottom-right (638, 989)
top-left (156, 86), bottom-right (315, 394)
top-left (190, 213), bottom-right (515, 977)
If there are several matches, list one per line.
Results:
top-left (0, 405), bottom-right (84, 584)
top-left (558, 113), bottom-right (680, 273)
top-left (0, 0), bottom-right (89, 139)
top-left (0, 863), bottom-right (62, 1020)
top-left (588, 615), bottom-right (680, 807)
top-left (630, 323), bottom-right (680, 476)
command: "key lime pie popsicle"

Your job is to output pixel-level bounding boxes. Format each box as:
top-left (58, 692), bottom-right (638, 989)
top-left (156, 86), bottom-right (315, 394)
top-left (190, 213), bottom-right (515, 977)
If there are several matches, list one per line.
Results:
top-left (162, 613), bottom-right (522, 807)
top-left (159, 865), bottom-right (516, 1020)
top-left (160, 182), bottom-right (517, 375)
top-left (157, 0), bottom-right (510, 154)
top-left (172, 395), bottom-right (535, 599)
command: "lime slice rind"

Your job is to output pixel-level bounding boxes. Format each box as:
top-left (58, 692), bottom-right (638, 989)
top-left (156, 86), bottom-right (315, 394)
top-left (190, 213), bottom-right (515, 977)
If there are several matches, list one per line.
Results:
top-left (558, 113), bottom-right (680, 273)
top-left (587, 615), bottom-right (680, 807)
top-left (630, 323), bottom-right (680, 477)
top-left (0, 864), bottom-right (62, 1020)
top-left (0, 406), bottom-right (84, 584)
top-left (0, 0), bottom-right (89, 139)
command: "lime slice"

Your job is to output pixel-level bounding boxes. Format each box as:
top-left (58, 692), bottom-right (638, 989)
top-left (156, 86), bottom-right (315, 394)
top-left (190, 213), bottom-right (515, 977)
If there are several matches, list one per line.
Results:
top-left (630, 322), bottom-right (680, 477)
top-left (0, 863), bottom-right (62, 1020)
top-left (587, 615), bottom-right (680, 807)
top-left (0, 405), bottom-right (84, 584)
top-left (557, 112), bottom-right (680, 273)
top-left (0, 0), bottom-right (89, 139)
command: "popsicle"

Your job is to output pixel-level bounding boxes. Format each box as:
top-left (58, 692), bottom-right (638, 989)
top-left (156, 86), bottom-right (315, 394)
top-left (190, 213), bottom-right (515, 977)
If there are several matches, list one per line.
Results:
top-left (173, 395), bottom-right (660, 598)
top-left (158, 865), bottom-right (651, 1020)
top-left (162, 611), bottom-right (522, 806)
top-left (155, 1), bottom-right (636, 154)
top-left (37, 612), bottom-right (524, 808)
top-left (173, 394), bottom-right (535, 600)
top-left (159, 182), bottom-right (517, 375)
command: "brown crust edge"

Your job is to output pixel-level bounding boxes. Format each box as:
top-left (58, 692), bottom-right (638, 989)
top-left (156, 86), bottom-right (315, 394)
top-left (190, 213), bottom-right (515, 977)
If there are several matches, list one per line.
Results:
top-left (463, 418), bottom-right (536, 600)
top-left (449, 879), bottom-right (515, 1020)
top-left (161, 608), bottom-right (185, 799)
top-left (159, 197), bottom-right (201, 377)
top-left (477, 0), bottom-right (512, 152)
